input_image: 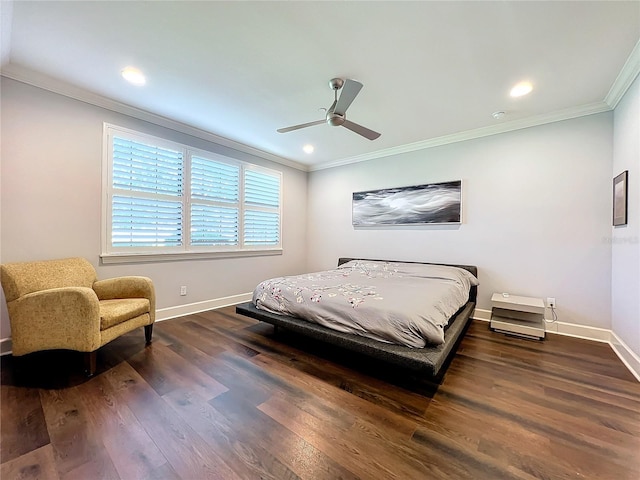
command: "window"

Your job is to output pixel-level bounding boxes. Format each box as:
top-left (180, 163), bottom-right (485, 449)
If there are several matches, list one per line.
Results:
top-left (244, 169), bottom-right (281, 246)
top-left (103, 125), bottom-right (281, 261)
top-left (190, 156), bottom-right (240, 247)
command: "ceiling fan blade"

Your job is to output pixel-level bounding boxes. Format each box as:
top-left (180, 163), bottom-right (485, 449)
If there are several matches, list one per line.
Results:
top-left (342, 120), bottom-right (381, 140)
top-left (334, 79), bottom-right (363, 115)
top-left (277, 119), bottom-right (325, 133)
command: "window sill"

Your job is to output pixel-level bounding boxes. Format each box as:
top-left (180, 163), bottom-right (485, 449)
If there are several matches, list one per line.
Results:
top-left (100, 248), bottom-right (282, 265)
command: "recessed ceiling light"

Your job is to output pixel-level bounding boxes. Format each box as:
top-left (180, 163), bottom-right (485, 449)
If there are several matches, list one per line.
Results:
top-left (510, 81), bottom-right (533, 97)
top-left (303, 144), bottom-right (314, 154)
top-left (492, 111), bottom-right (506, 120)
top-left (121, 66), bottom-right (146, 86)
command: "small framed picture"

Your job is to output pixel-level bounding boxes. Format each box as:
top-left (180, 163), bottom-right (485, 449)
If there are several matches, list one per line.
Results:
top-left (613, 171), bottom-right (628, 226)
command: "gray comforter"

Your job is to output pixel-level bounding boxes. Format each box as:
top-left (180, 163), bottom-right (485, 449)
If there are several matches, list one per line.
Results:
top-left (253, 260), bottom-right (479, 347)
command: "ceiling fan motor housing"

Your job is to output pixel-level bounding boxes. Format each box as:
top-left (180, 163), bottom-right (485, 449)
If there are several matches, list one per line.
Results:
top-left (329, 78), bottom-right (344, 90)
top-left (326, 112), bottom-right (345, 126)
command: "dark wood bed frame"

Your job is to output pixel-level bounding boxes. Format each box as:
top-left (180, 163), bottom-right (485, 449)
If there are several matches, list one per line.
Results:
top-left (235, 258), bottom-right (478, 379)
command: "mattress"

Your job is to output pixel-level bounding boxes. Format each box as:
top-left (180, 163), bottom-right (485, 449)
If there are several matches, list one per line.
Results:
top-left (253, 260), bottom-right (479, 348)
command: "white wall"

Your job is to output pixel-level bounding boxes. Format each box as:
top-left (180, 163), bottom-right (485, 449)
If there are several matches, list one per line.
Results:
top-left (0, 78), bottom-right (308, 339)
top-left (612, 74), bottom-right (640, 357)
top-left (307, 114), bottom-right (614, 329)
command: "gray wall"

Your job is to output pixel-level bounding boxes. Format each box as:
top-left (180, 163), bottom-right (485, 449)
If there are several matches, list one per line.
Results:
top-left (307, 113), bottom-right (614, 329)
top-left (0, 78), bottom-right (308, 338)
top-left (612, 74), bottom-right (640, 357)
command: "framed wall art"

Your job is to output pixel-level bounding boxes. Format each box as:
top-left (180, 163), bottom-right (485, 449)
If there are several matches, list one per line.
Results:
top-left (352, 180), bottom-right (462, 226)
top-left (613, 170), bottom-right (628, 226)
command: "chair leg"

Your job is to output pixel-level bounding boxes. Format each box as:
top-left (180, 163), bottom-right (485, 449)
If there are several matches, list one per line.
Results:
top-left (144, 324), bottom-right (154, 344)
top-left (11, 354), bottom-right (26, 383)
top-left (84, 351), bottom-right (97, 377)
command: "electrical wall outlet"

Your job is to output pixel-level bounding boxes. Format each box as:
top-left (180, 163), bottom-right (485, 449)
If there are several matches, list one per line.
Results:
top-left (547, 297), bottom-right (556, 308)
top-left (180, 286), bottom-right (187, 296)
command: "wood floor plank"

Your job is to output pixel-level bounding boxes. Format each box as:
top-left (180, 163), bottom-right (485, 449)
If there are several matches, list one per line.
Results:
top-left (542, 383), bottom-right (640, 426)
top-left (493, 377), bottom-right (640, 437)
top-left (156, 317), bottom-right (227, 357)
top-left (0, 444), bottom-right (59, 480)
top-left (183, 319), bottom-right (261, 358)
top-left (0, 385), bottom-right (50, 464)
top-left (137, 461), bottom-right (181, 480)
top-left (425, 396), bottom-right (621, 480)
top-left (252, 354), bottom-right (419, 437)
top-left (126, 342), bottom-right (228, 400)
top-left (103, 362), bottom-right (241, 480)
top-left (59, 447), bottom-right (120, 480)
top-left (409, 424), bottom-right (536, 480)
top-left (166, 341), bottom-right (274, 407)
top-left (193, 309), bottom-right (258, 330)
top-left (258, 393), bottom-right (398, 480)
top-left (437, 378), bottom-right (639, 467)
top-left (163, 387), bottom-right (300, 480)
top-left (451, 365), bottom-right (639, 455)
top-left (459, 330), bottom-right (640, 390)
top-left (38, 386), bottom-right (112, 478)
top-left (208, 389), bottom-right (360, 480)
top-left (76, 374), bottom-right (168, 480)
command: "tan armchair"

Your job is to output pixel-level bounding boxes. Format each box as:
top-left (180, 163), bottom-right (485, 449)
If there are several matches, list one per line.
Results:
top-left (0, 257), bottom-right (155, 376)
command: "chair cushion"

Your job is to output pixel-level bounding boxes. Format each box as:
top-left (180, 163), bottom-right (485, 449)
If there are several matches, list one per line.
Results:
top-left (99, 298), bottom-right (150, 330)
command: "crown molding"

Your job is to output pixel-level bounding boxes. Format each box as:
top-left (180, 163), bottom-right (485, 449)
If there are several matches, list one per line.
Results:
top-left (311, 102), bottom-right (612, 171)
top-left (2, 58), bottom-right (628, 175)
top-left (605, 38), bottom-right (640, 109)
top-left (0, 64), bottom-right (309, 172)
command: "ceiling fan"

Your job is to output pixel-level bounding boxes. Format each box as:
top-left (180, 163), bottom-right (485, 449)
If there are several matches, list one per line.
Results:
top-left (277, 78), bottom-right (381, 140)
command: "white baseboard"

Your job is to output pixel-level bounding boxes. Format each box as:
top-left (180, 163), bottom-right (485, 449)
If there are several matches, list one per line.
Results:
top-left (155, 292), bottom-right (253, 322)
top-left (543, 320), bottom-right (612, 343)
top-left (474, 309), bottom-right (639, 381)
top-left (610, 331), bottom-right (640, 382)
top-left (0, 337), bottom-right (12, 356)
top-left (472, 308), bottom-right (492, 321)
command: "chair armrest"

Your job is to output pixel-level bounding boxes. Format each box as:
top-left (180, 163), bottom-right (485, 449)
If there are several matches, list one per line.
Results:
top-left (93, 276), bottom-right (156, 322)
top-left (7, 287), bottom-right (101, 355)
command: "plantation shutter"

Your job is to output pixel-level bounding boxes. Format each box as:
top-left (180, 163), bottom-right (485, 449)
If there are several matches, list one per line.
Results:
top-left (244, 169), bottom-right (280, 246)
top-left (105, 125), bottom-right (282, 257)
top-left (111, 137), bottom-right (183, 247)
top-left (190, 156), bottom-right (240, 246)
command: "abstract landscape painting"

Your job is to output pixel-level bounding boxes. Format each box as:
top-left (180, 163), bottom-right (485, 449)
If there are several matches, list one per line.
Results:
top-left (352, 180), bottom-right (461, 226)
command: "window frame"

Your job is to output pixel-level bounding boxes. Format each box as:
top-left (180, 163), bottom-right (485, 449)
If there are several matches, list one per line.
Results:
top-left (101, 124), bottom-right (282, 264)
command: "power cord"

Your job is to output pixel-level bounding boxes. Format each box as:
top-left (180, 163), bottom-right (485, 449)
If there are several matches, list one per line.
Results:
top-left (545, 305), bottom-right (558, 323)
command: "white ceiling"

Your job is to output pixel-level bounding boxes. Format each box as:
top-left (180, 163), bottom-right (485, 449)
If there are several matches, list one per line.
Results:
top-left (2, 1), bottom-right (639, 170)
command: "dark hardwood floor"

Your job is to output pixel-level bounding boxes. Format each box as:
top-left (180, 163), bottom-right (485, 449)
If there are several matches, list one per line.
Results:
top-left (2, 306), bottom-right (639, 479)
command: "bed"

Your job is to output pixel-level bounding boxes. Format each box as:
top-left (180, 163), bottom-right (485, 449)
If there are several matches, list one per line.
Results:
top-left (235, 258), bottom-right (478, 379)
